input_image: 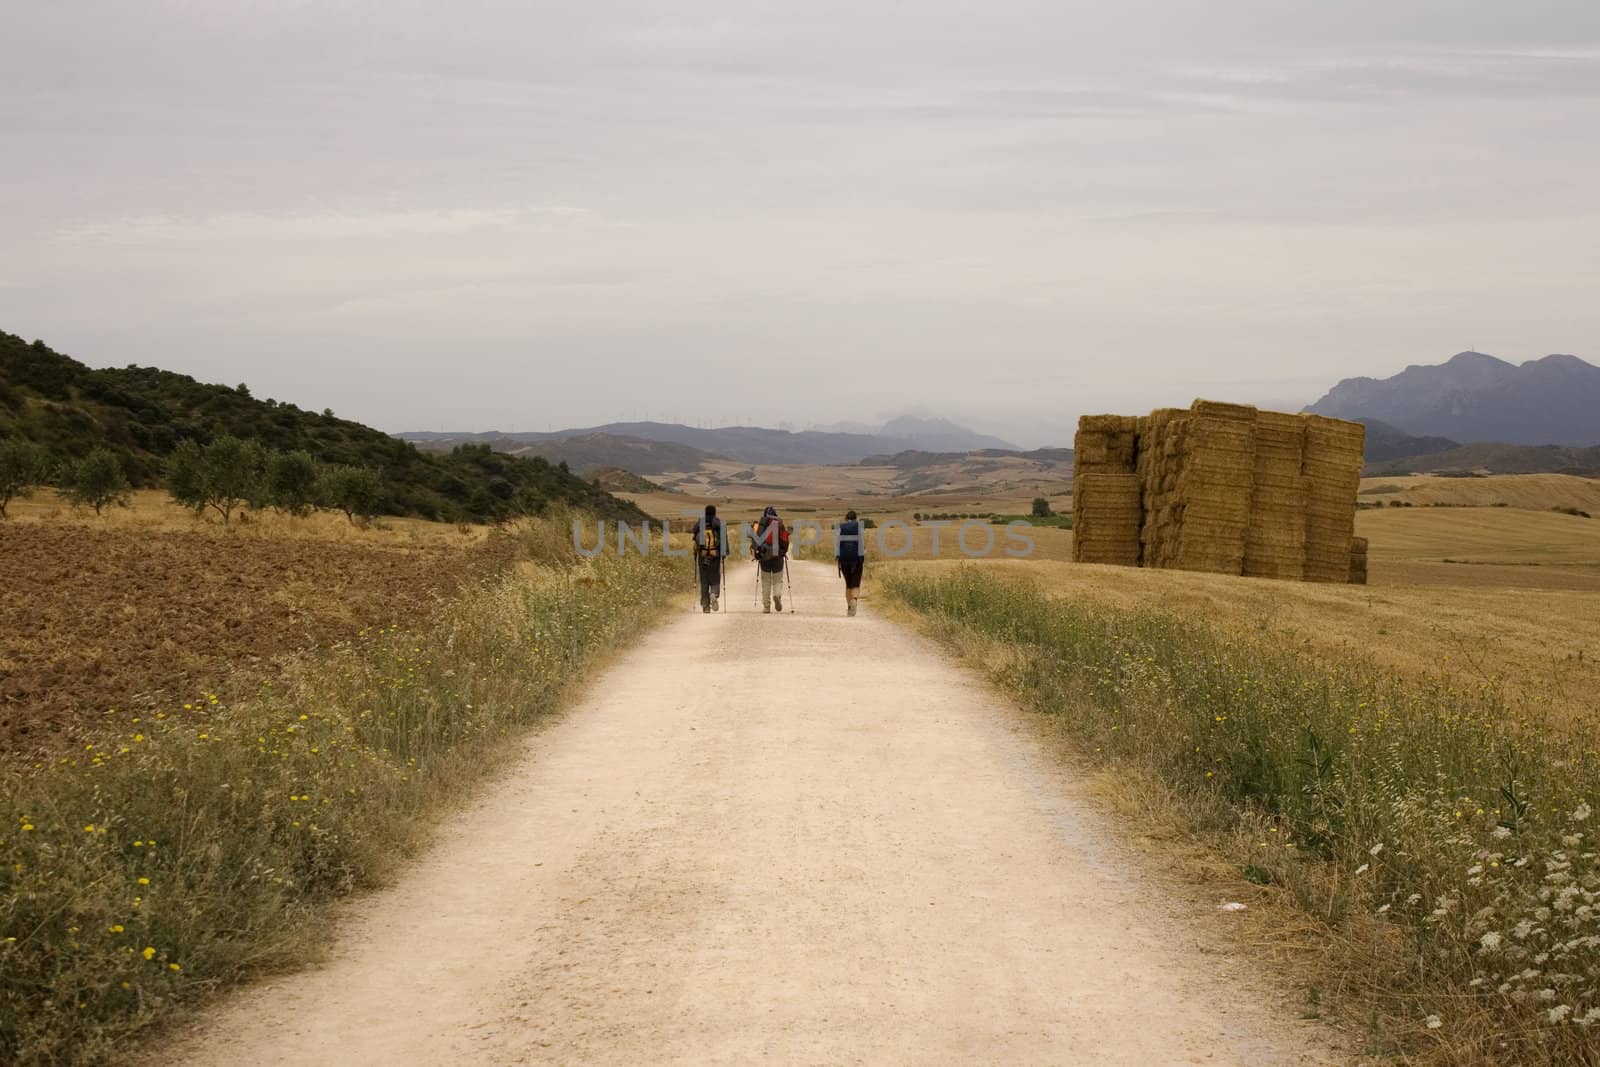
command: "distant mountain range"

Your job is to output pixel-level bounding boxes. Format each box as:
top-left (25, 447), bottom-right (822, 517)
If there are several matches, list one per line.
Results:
top-left (1306, 351), bottom-right (1600, 447)
top-left (403, 416), bottom-right (1021, 471)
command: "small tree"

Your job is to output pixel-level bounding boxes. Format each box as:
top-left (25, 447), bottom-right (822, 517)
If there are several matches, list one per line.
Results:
top-left (266, 450), bottom-right (318, 516)
top-left (317, 465), bottom-right (384, 524)
top-left (1031, 496), bottom-right (1053, 518)
top-left (64, 448), bottom-right (131, 515)
top-left (0, 438), bottom-right (50, 518)
top-left (165, 440), bottom-right (207, 515)
top-left (165, 436), bottom-right (266, 524)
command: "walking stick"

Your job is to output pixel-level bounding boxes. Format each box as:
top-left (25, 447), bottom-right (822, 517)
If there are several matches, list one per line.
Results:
top-left (783, 557), bottom-right (795, 613)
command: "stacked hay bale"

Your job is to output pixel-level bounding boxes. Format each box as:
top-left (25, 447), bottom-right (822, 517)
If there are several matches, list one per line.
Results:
top-left (1301, 415), bottom-right (1367, 583)
top-left (1242, 410), bottom-right (1309, 581)
top-left (1073, 402), bottom-right (1366, 582)
top-left (1136, 408), bottom-right (1189, 569)
top-left (1172, 401), bottom-right (1256, 575)
top-left (1348, 536), bottom-right (1369, 585)
top-left (1071, 415), bottom-right (1142, 566)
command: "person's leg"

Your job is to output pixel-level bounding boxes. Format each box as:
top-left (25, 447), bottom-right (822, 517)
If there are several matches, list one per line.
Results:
top-left (710, 558), bottom-right (721, 611)
top-left (772, 568), bottom-right (783, 612)
top-left (759, 567), bottom-right (773, 611)
top-left (698, 558), bottom-right (715, 611)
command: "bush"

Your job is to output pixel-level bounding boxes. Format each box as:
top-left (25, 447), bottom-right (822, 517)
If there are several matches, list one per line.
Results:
top-left (1552, 506), bottom-right (1592, 519)
top-left (62, 449), bottom-right (130, 515)
top-left (0, 438), bottom-right (50, 518)
top-left (1031, 497), bottom-right (1053, 518)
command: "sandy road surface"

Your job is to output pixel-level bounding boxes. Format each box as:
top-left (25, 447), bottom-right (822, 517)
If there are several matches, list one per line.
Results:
top-left (169, 562), bottom-right (1330, 1066)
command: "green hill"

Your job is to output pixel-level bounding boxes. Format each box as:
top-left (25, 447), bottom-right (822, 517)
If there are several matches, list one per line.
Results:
top-left (0, 330), bottom-right (647, 524)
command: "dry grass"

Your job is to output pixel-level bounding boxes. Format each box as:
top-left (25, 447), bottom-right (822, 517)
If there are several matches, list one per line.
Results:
top-left (888, 567), bottom-right (1600, 1063)
top-left (883, 557), bottom-right (1600, 724)
top-left (1359, 474), bottom-right (1600, 513)
top-left (5, 489), bottom-right (494, 548)
top-left (0, 519), bottom-right (684, 1065)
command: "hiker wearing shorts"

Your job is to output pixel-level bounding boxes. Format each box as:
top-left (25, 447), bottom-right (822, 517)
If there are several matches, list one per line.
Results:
top-left (692, 504), bottom-right (728, 612)
top-left (836, 510), bottom-right (865, 616)
top-left (752, 505), bottom-right (789, 613)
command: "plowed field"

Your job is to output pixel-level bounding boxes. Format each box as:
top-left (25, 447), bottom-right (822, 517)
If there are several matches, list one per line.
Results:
top-left (0, 522), bottom-right (494, 754)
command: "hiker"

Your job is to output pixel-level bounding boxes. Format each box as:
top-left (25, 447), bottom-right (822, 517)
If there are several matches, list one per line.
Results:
top-left (751, 505), bottom-right (790, 613)
top-left (836, 509), bottom-right (865, 616)
top-left (692, 504), bottom-right (728, 612)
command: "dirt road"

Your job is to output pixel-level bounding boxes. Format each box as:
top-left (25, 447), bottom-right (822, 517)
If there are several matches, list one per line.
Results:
top-left (170, 562), bottom-right (1329, 1066)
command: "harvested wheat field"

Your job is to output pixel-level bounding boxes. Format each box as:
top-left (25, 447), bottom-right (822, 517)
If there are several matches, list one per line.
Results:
top-left (886, 552), bottom-right (1600, 723)
top-left (1358, 473), bottom-right (1600, 512)
top-left (0, 514), bottom-right (503, 754)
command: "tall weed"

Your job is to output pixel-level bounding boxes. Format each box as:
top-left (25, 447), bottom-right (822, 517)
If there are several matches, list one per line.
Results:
top-left (889, 567), bottom-right (1600, 1063)
top-left (1, 539), bottom-right (681, 1064)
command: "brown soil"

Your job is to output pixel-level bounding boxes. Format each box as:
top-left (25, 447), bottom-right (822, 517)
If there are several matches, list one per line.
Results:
top-left (0, 521), bottom-right (494, 755)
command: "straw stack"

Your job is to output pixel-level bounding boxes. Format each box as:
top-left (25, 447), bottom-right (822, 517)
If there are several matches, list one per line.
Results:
top-left (1137, 408), bottom-right (1189, 569)
top-left (1173, 400), bottom-right (1256, 575)
top-left (1243, 410), bottom-right (1308, 581)
top-left (1072, 415), bottom-right (1143, 565)
top-left (1348, 536), bottom-right (1369, 585)
top-left (1071, 401), bottom-right (1366, 584)
top-left (1072, 473), bottom-right (1143, 566)
top-left (1301, 415), bottom-right (1366, 583)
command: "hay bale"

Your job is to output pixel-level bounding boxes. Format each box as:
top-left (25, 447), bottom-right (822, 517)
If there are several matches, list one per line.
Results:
top-left (1300, 414), bottom-right (1365, 583)
top-left (1348, 535), bottom-right (1370, 585)
top-left (1073, 473), bottom-right (1142, 567)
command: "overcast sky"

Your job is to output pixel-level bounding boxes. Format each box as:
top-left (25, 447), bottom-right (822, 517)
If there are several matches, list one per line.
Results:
top-left (5, 2), bottom-right (1599, 446)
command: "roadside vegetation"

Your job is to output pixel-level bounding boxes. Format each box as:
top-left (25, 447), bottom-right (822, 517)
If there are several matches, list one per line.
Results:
top-left (0, 515), bottom-right (683, 1065)
top-left (888, 567), bottom-right (1600, 1064)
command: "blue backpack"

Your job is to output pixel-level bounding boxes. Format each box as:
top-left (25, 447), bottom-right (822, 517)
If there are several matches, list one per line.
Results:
top-left (836, 520), bottom-right (864, 562)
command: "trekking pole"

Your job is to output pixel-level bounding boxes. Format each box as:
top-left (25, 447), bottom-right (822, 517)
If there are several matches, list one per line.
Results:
top-left (783, 557), bottom-right (795, 613)
top-left (719, 554), bottom-right (726, 612)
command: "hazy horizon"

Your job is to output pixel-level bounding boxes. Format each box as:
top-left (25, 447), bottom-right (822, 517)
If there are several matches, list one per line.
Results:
top-left (6, 3), bottom-right (1599, 449)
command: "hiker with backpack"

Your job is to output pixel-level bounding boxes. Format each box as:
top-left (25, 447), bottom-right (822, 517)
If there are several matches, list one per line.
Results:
top-left (751, 505), bottom-right (790, 613)
top-left (692, 504), bottom-right (728, 612)
top-left (835, 510), bottom-right (866, 616)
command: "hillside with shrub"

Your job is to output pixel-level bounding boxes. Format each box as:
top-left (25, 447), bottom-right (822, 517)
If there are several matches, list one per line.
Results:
top-left (0, 331), bottom-right (645, 523)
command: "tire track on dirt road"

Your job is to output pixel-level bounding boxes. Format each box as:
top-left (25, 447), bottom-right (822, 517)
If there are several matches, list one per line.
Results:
top-left (167, 561), bottom-right (1334, 1066)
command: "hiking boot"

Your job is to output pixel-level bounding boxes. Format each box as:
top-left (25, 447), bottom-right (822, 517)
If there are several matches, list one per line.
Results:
top-left (774, 596), bottom-right (782, 612)
top-left (711, 596), bottom-right (719, 612)
top-left (847, 602), bottom-right (856, 617)
top-left (763, 606), bottom-right (771, 614)
top-left (702, 604), bottom-right (711, 613)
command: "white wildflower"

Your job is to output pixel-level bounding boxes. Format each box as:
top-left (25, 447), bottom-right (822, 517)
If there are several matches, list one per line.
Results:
top-left (1481, 931), bottom-right (1504, 952)
top-left (1467, 865), bottom-right (1484, 877)
top-left (1424, 1015), bottom-right (1443, 1030)
top-left (1563, 834), bottom-right (1584, 847)
top-left (1514, 920), bottom-right (1535, 939)
top-left (1550, 1004), bottom-right (1572, 1024)
top-left (1407, 893), bottom-right (1423, 905)
top-left (1377, 903), bottom-right (1391, 914)
top-left (1493, 826), bottom-right (1513, 840)
top-left (1580, 1006), bottom-right (1600, 1026)
top-left (1370, 843), bottom-right (1385, 857)
top-left (1573, 802), bottom-right (1592, 823)
top-left (1539, 989), bottom-right (1557, 1002)
top-left (1355, 864), bottom-right (1370, 875)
